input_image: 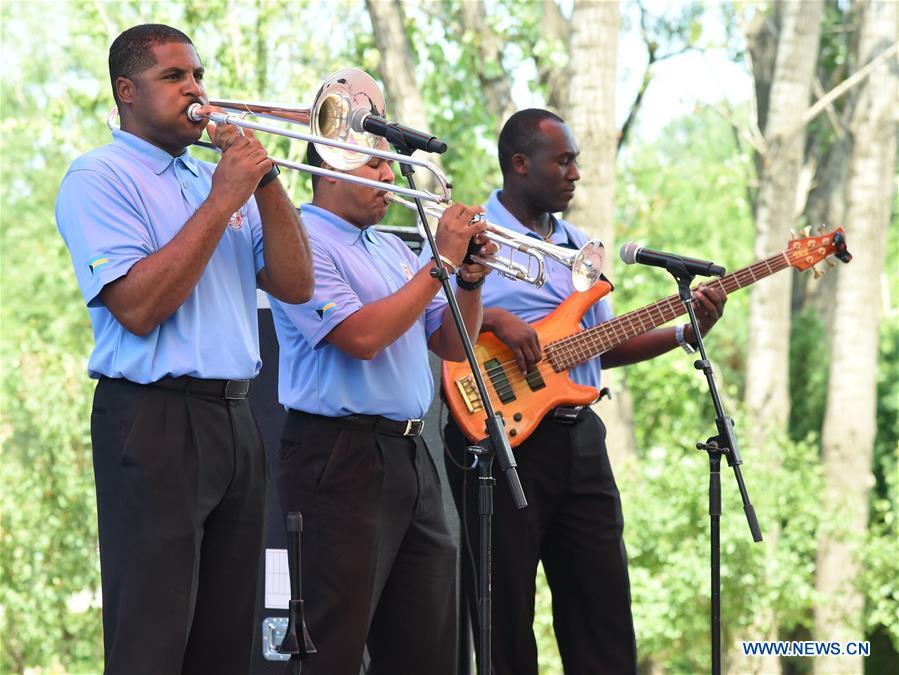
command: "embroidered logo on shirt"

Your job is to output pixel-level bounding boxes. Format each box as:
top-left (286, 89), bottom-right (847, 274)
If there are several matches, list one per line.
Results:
top-left (228, 210), bottom-right (244, 231)
top-left (315, 301), bottom-right (337, 319)
top-left (401, 263), bottom-right (414, 281)
top-left (88, 256), bottom-right (109, 275)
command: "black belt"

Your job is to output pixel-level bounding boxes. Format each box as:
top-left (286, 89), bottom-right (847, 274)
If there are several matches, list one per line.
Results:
top-left (151, 375), bottom-right (250, 400)
top-left (343, 413), bottom-right (425, 438)
top-left (290, 410), bottom-right (425, 438)
top-left (549, 405), bottom-right (587, 424)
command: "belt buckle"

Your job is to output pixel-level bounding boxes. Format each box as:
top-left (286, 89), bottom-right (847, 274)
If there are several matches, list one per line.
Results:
top-left (224, 379), bottom-right (249, 400)
top-left (403, 418), bottom-right (424, 437)
top-left (552, 406), bottom-right (582, 423)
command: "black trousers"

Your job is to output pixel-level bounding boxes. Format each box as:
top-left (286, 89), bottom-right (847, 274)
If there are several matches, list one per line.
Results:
top-left (445, 409), bottom-right (637, 675)
top-left (91, 377), bottom-right (266, 675)
top-left (276, 410), bottom-right (457, 675)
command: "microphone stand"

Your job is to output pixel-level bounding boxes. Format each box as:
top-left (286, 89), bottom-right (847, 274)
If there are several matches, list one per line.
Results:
top-left (276, 512), bottom-right (316, 674)
top-left (389, 138), bottom-right (527, 675)
top-left (665, 260), bottom-right (763, 675)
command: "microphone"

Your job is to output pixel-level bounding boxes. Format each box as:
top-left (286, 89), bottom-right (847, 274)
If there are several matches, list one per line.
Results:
top-left (619, 242), bottom-right (725, 277)
top-left (349, 108), bottom-right (447, 154)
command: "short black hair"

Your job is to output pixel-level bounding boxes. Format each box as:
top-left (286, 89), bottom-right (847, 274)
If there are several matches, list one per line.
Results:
top-left (305, 142), bottom-right (324, 191)
top-left (497, 108), bottom-right (565, 176)
top-left (108, 24), bottom-right (193, 103)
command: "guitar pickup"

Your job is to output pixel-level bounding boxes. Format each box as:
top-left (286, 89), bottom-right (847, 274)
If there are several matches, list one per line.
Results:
top-left (484, 358), bottom-right (516, 403)
top-left (525, 366), bottom-right (545, 392)
top-left (455, 375), bottom-right (484, 414)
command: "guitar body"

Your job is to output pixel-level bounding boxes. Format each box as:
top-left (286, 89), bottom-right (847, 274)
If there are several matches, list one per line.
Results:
top-left (442, 280), bottom-right (613, 446)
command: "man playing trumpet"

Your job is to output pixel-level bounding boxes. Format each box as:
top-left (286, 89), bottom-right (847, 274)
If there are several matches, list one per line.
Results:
top-left (268, 142), bottom-right (496, 675)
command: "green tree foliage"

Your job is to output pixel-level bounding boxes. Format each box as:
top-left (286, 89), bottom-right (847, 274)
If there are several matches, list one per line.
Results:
top-left (862, 213), bottom-right (899, 654)
top-left (1, 2), bottom-right (896, 673)
top-left (614, 109), bottom-right (827, 672)
top-left (2, 3), bottom-right (120, 670)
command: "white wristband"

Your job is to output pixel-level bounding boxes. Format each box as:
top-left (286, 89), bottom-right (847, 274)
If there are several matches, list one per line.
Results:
top-left (675, 323), bottom-right (696, 354)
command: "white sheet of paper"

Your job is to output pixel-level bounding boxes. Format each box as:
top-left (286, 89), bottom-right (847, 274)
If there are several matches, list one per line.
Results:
top-left (264, 548), bottom-right (290, 609)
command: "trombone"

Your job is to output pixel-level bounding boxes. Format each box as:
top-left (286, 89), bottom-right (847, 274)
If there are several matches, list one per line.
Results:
top-left (383, 192), bottom-right (605, 291)
top-left (106, 67), bottom-right (604, 288)
top-left (108, 69), bottom-right (452, 204)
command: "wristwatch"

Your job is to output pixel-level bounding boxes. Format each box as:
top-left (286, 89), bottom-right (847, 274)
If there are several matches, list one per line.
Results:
top-left (456, 271), bottom-right (485, 291)
top-left (675, 323), bottom-right (696, 354)
top-left (257, 164), bottom-right (281, 189)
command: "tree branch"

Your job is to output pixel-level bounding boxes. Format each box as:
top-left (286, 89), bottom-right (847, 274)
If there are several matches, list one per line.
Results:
top-left (707, 101), bottom-right (760, 211)
top-left (618, 1), bottom-right (656, 150)
top-left (812, 76), bottom-right (845, 138)
top-left (538, 0), bottom-right (571, 111)
top-left (618, 67), bottom-right (652, 152)
top-left (708, 101), bottom-right (768, 155)
top-left (789, 40), bottom-right (899, 140)
top-left (618, 0), bottom-right (701, 150)
top-left (460, 0), bottom-right (515, 123)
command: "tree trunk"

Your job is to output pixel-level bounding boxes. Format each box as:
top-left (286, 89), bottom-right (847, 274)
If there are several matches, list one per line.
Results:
top-left (459, 0), bottom-right (515, 126)
top-left (742, 4), bottom-right (824, 673)
top-left (563, 1), bottom-right (636, 463)
top-left (365, 0), bottom-right (428, 134)
top-left (797, 132), bottom-right (847, 323)
top-left (746, 0), bottom-right (823, 445)
top-left (365, 0), bottom-right (443, 193)
top-left (565, 0), bottom-right (618, 280)
top-left (539, 0), bottom-right (571, 113)
top-left (815, 3), bottom-right (898, 673)
top-left (746, 4), bottom-right (780, 200)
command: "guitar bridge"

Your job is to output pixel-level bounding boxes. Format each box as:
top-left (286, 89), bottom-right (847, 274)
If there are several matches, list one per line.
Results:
top-left (455, 375), bottom-right (483, 414)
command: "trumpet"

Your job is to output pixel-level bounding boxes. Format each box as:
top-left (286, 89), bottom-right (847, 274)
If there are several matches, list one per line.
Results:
top-left (107, 69), bottom-right (452, 204)
top-left (383, 192), bottom-right (605, 291)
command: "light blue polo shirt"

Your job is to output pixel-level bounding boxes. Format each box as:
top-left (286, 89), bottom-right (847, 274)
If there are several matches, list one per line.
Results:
top-left (56, 129), bottom-right (265, 382)
top-left (269, 204), bottom-right (447, 420)
top-left (427, 189), bottom-right (612, 389)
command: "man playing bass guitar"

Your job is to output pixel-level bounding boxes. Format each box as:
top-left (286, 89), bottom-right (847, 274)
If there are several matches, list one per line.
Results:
top-left (443, 108), bottom-right (727, 675)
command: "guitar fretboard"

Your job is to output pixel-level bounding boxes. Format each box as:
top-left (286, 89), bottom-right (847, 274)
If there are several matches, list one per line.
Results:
top-left (545, 251), bottom-right (792, 371)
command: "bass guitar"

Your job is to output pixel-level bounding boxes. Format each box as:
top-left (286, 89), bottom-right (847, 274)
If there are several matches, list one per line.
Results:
top-left (442, 227), bottom-right (851, 446)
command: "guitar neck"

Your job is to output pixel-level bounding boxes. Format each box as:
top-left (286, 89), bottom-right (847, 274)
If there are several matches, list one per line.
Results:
top-left (548, 250), bottom-right (792, 370)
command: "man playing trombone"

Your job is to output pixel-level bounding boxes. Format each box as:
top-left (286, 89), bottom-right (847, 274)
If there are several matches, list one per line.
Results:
top-left (268, 142), bottom-right (495, 675)
top-left (443, 109), bottom-right (728, 674)
top-left (55, 24), bottom-right (313, 675)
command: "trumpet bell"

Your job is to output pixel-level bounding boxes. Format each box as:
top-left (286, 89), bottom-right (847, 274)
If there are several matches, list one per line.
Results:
top-left (571, 240), bottom-right (605, 291)
top-left (311, 69), bottom-right (386, 170)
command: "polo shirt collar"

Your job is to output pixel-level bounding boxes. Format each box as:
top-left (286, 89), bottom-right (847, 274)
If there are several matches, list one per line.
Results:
top-left (301, 203), bottom-right (369, 246)
top-left (111, 129), bottom-right (199, 176)
top-left (487, 189), bottom-right (570, 247)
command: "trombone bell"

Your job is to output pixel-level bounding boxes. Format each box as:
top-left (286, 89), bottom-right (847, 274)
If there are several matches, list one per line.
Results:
top-left (309, 69), bottom-right (387, 170)
top-left (205, 68), bottom-right (387, 171)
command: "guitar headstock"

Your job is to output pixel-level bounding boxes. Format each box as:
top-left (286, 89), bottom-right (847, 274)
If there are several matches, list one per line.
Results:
top-left (785, 226), bottom-right (852, 276)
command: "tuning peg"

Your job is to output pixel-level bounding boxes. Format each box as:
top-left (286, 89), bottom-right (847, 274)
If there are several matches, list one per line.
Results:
top-left (817, 224), bottom-right (826, 235)
top-left (790, 229), bottom-right (798, 239)
top-left (802, 226), bottom-right (812, 237)
top-left (813, 265), bottom-right (823, 279)
top-left (826, 258), bottom-right (836, 269)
